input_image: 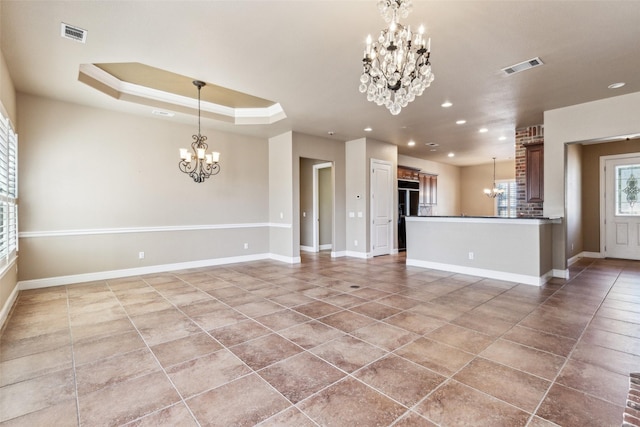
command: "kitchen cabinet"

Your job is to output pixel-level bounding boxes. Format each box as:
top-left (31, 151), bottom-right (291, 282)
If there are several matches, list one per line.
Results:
top-left (525, 143), bottom-right (544, 202)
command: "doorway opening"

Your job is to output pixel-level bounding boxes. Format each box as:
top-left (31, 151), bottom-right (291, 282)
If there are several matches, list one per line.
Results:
top-left (299, 158), bottom-right (333, 254)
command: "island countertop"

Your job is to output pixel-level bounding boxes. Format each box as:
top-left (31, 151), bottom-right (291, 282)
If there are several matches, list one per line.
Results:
top-left (405, 216), bottom-right (564, 286)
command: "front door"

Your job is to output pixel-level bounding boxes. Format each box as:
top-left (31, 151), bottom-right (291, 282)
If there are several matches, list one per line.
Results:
top-left (603, 155), bottom-right (640, 260)
top-left (371, 159), bottom-right (392, 256)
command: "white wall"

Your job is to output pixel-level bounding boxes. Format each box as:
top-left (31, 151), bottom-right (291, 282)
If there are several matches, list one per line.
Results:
top-left (345, 138), bottom-right (367, 255)
top-left (292, 132), bottom-right (346, 256)
top-left (544, 90), bottom-right (640, 266)
top-left (544, 91), bottom-right (640, 217)
top-left (268, 131), bottom-right (294, 260)
top-left (18, 94), bottom-right (271, 281)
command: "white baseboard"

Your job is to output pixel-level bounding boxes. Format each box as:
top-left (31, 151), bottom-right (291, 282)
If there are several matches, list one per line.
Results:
top-left (566, 251), bottom-right (603, 268)
top-left (567, 254), bottom-right (581, 266)
top-left (406, 258), bottom-right (552, 286)
top-left (17, 253), bottom-right (301, 291)
top-left (552, 268), bottom-right (569, 279)
top-left (581, 251), bottom-right (604, 259)
top-left (300, 245), bottom-right (315, 253)
top-left (345, 251), bottom-right (372, 259)
top-left (0, 283), bottom-right (19, 330)
top-left (269, 253), bottom-right (301, 264)
top-left (319, 244), bottom-right (332, 251)
top-left (331, 251), bottom-right (346, 258)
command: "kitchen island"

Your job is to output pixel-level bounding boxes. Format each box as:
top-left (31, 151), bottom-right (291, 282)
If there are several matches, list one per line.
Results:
top-left (405, 216), bottom-right (564, 286)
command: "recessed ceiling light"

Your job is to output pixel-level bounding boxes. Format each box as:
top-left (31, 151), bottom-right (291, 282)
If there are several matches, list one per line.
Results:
top-left (499, 136), bottom-right (507, 141)
top-left (364, 127), bottom-right (373, 132)
top-left (447, 152), bottom-right (455, 157)
top-left (456, 120), bottom-right (466, 125)
top-left (152, 109), bottom-right (175, 117)
top-left (426, 142), bottom-right (439, 147)
top-left (441, 101), bottom-right (453, 108)
top-left (408, 141), bottom-right (416, 147)
top-left (479, 128), bottom-right (489, 133)
top-left (430, 149), bottom-right (437, 152)
top-left (328, 131), bottom-right (335, 136)
top-left (608, 82), bottom-right (625, 89)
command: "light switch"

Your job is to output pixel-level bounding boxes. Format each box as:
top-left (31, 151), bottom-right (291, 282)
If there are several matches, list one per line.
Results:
top-left (349, 212), bottom-right (355, 218)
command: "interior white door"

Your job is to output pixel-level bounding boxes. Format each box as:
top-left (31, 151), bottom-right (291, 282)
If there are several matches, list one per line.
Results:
top-left (604, 155), bottom-right (640, 260)
top-left (371, 160), bottom-right (392, 256)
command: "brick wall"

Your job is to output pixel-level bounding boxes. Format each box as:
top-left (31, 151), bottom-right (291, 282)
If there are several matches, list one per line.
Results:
top-left (516, 125), bottom-right (544, 217)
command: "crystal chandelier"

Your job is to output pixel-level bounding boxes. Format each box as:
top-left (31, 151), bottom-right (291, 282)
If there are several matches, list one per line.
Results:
top-left (179, 80), bottom-right (220, 183)
top-left (359, 0), bottom-right (434, 115)
top-left (484, 158), bottom-right (505, 198)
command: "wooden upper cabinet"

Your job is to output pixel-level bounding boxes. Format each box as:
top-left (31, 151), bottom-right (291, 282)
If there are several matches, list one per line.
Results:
top-left (525, 143), bottom-right (544, 202)
top-left (397, 166), bottom-right (420, 181)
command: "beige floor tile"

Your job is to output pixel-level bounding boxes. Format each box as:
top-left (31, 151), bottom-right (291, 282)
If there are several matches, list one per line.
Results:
top-left (78, 371), bottom-right (180, 427)
top-left (167, 348), bottom-right (251, 397)
top-left (258, 352), bottom-right (345, 403)
top-left (0, 398), bottom-right (78, 426)
top-left (354, 354), bottom-right (446, 406)
top-left (186, 374), bottom-right (290, 426)
top-left (310, 335), bottom-right (386, 373)
top-left (1, 255), bottom-right (638, 426)
top-left (352, 321), bottom-right (419, 351)
top-left (126, 402), bottom-right (198, 426)
top-left (298, 377), bottom-right (406, 426)
top-left (73, 330), bottom-right (146, 366)
top-left (0, 345), bottom-right (72, 386)
top-left (0, 328), bottom-right (70, 362)
top-left (150, 332), bottom-right (222, 368)
top-left (453, 357), bottom-right (550, 412)
top-left (0, 368), bottom-right (75, 422)
top-left (415, 380), bottom-right (530, 426)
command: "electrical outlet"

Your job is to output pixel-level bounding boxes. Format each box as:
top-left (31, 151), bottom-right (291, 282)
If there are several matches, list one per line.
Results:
top-left (138, 251), bottom-right (145, 259)
top-left (354, 240), bottom-right (358, 247)
top-left (244, 243), bottom-right (249, 249)
top-left (468, 252), bottom-right (474, 260)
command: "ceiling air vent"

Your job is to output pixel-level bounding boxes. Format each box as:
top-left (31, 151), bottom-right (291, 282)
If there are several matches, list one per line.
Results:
top-left (502, 57), bottom-right (543, 75)
top-left (61, 23), bottom-right (87, 43)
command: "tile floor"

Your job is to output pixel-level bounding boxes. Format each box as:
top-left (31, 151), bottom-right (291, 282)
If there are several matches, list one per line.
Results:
top-left (1, 253), bottom-right (639, 426)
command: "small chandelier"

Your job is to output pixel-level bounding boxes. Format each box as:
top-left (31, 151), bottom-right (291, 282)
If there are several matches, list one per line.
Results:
top-left (484, 157), bottom-right (505, 198)
top-left (179, 80), bottom-right (220, 183)
top-left (359, 0), bottom-right (434, 115)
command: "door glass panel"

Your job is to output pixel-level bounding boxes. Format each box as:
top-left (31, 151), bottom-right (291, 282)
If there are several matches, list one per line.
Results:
top-left (616, 164), bottom-right (640, 216)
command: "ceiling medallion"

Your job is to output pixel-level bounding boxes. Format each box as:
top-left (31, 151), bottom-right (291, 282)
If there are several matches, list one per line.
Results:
top-left (359, 0), bottom-right (434, 115)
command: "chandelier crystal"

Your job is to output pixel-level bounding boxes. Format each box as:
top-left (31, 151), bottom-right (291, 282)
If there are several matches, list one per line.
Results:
top-left (360, 0), bottom-right (434, 115)
top-left (484, 157), bottom-right (505, 198)
top-left (179, 80), bottom-right (220, 183)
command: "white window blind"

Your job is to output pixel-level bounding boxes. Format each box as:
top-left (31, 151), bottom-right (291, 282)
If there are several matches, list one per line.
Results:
top-left (495, 180), bottom-right (517, 217)
top-left (0, 112), bottom-right (18, 263)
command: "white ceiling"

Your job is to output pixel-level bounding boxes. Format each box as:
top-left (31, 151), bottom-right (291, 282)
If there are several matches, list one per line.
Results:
top-left (2, 1), bottom-right (640, 166)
